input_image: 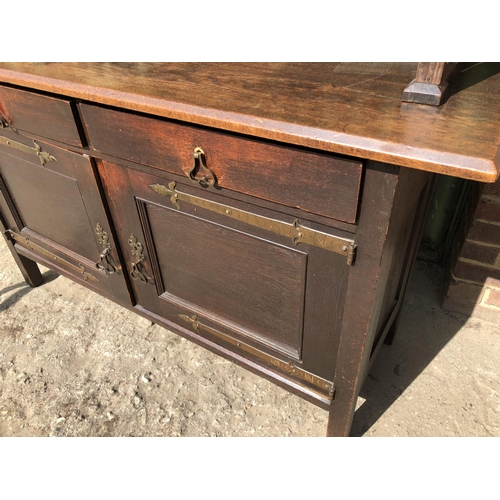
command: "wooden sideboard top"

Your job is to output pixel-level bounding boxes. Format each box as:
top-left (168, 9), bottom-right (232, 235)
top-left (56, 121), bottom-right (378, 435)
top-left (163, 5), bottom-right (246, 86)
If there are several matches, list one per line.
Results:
top-left (0, 62), bottom-right (499, 182)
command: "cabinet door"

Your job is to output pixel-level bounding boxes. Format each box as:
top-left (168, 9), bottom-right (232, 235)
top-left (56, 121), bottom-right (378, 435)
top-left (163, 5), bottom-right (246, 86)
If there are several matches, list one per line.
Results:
top-left (0, 132), bottom-right (130, 304)
top-left (98, 159), bottom-right (354, 403)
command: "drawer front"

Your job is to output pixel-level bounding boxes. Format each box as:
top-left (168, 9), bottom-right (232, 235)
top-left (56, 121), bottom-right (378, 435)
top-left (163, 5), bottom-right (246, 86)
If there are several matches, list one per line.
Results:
top-left (80, 104), bottom-right (363, 224)
top-left (97, 160), bottom-right (352, 397)
top-left (0, 85), bottom-right (82, 146)
top-left (0, 132), bottom-right (129, 304)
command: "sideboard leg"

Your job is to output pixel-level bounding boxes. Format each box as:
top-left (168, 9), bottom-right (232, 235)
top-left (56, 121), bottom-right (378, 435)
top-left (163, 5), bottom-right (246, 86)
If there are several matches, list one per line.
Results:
top-left (2, 234), bottom-right (44, 287)
top-left (326, 395), bottom-right (357, 437)
top-left (0, 192), bottom-right (44, 286)
top-left (325, 163), bottom-right (403, 437)
top-left (326, 166), bottom-right (436, 437)
top-left (14, 254), bottom-right (44, 288)
top-left (0, 212), bottom-right (44, 287)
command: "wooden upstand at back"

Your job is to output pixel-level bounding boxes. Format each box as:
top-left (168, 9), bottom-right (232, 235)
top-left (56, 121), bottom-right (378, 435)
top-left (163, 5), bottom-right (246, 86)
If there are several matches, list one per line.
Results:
top-left (0, 63), bottom-right (498, 436)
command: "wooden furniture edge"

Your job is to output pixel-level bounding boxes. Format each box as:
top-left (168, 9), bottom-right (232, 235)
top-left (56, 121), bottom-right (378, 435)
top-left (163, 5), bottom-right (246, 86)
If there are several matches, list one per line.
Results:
top-left (0, 68), bottom-right (498, 183)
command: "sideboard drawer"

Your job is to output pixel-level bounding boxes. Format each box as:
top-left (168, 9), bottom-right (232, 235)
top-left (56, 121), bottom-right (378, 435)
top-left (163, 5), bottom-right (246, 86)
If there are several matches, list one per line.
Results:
top-left (80, 104), bottom-right (363, 224)
top-left (0, 85), bottom-right (83, 147)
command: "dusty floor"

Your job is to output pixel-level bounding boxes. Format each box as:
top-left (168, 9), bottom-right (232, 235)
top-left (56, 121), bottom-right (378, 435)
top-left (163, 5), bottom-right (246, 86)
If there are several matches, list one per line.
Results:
top-left (0, 236), bottom-right (499, 437)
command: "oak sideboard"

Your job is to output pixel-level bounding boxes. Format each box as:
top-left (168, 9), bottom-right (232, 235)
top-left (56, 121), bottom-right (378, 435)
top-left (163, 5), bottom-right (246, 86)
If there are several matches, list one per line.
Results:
top-left (0, 63), bottom-right (498, 436)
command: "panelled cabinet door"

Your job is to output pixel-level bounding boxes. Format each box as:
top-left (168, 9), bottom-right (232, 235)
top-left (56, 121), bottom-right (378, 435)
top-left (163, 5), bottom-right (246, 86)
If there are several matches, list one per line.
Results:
top-left (0, 132), bottom-right (130, 304)
top-left (98, 159), bottom-right (354, 402)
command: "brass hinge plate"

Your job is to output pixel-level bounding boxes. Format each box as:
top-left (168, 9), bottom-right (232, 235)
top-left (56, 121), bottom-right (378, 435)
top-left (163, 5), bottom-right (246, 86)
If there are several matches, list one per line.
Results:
top-left (0, 135), bottom-right (57, 166)
top-left (179, 313), bottom-right (335, 399)
top-left (6, 230), bottom-right (98, 282)
top-left (150, 182), bottom-right (357, 264)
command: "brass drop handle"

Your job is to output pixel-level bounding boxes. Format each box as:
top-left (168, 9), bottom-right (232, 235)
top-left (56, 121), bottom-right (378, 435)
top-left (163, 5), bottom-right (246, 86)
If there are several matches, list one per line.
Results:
top-left (128, 234), bottom-right (151, 284)
top-left (188, 147), bottom-right (216, 187)
top-left (95, 223), bottom-right (118, 275)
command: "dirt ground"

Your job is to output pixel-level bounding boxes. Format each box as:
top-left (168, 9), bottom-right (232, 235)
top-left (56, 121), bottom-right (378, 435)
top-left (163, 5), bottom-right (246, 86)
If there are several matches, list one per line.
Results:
top-left (0, 236), bottom-right (499, 437)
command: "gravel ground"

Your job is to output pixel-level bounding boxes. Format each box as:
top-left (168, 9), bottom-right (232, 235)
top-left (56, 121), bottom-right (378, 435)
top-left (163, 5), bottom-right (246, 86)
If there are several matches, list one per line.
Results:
top-left (0, 236), bottom-right (499, 437)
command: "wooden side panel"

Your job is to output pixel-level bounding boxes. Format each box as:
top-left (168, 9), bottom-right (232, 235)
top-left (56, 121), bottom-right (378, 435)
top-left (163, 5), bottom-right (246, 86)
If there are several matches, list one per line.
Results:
top-left (80, 103), bottom-right (363, 224)
top-left (0, 85), bottom-right (82, 146)
top-left (372, 194), bottom-right (421, 342)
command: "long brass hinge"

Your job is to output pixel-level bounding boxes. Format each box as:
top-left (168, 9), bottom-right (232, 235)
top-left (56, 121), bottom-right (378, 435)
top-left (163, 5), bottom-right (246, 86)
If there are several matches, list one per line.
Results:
top-left (179, 313), bottom-right (335, 399)
top-left (150, 181), bottom-right (357, 264)
top-left (0, 136), bottom-right (57, 166)
top-left (6, 230), bottom-right (98, 282)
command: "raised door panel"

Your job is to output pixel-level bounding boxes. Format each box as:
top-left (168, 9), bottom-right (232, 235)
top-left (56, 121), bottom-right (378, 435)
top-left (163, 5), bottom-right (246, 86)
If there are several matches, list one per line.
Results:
top-left (97, 159), bottom-right (353, 400)
top-left (144, 200), bottom-right (307, 359)
top-left (1, 152), bottom-right (98, 260)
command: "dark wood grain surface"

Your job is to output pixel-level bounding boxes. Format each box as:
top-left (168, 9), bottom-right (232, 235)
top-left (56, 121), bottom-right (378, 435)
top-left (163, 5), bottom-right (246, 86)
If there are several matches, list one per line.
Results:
top-left (0, 84), bottom-right (82, 146)
top-left (146, 201), bottom-right (307, 358)
top-left (80, 103), bottom-right (363, 223)
top-left (0, 63), bottom-right (499, 181)
top-left (0, 63), bottom-right (459, 435)
top-left (0, 134), bottom-right (131, 305)
top-left (98, 159), bottom-right (353, 380)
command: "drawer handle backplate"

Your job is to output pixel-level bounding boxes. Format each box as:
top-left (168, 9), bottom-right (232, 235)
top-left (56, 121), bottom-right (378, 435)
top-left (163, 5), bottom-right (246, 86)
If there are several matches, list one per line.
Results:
top-left (188, 147), bottom-right (216, 188)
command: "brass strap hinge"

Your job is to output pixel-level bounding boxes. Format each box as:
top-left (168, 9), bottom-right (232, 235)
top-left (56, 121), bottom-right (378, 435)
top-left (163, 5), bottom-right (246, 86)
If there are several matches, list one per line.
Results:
top-left (178, 313), bottom-right (335, 399)
top-left (0, 135), bottom-right (57, 166)
top-left (6, 230), bottom-right (98, 282)
top-left (150, 181), bottom-right (357, 265)
top-left (347, 243), bottom-right (357, 266)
